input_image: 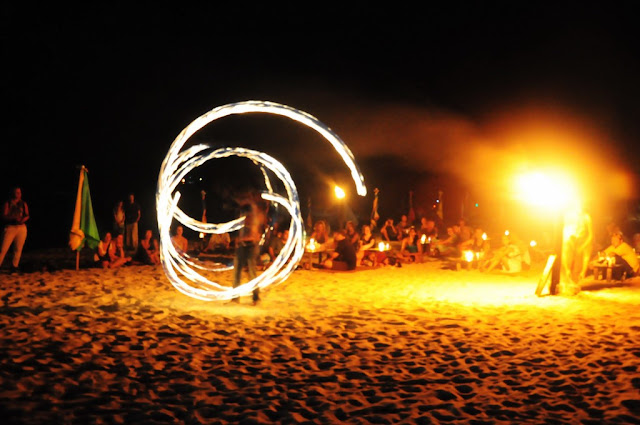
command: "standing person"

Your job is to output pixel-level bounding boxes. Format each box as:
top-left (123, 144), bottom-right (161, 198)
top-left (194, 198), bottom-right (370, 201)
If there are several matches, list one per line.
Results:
top-left (124, 193), bottom-right (141, 252)
top-left (112, 200), bottom-right (125, 236)
top-left (0, 187), bottom-right (29, 272)
top-left (232, 194), bottom-right (263, 305)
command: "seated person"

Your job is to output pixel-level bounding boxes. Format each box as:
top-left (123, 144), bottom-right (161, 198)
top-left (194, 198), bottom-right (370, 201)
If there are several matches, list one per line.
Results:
top-left (357, 224), bottom-right (376, 266)
top-left (322, 230), bottom-right (357, 271)
top-left (459, 227), bottom-right (490, 258)
top-left (94, 232), bottom-right (113, 268)
top-left (381, 218), bottom-right (399, 241)
top-left (602, 231), bottom-right (639, 279)
top-left (310, 220), bottom-right (330, 245)
top-left (435, 226), bottom-right (461, 258)
top-left (397, 227), bottom-right (423, 262)
top-left (265, 229), bottom-right (288, 265)
top-left (135, 229), bottom-right (160, 265)
top-left (395, 215), bottom-right (410, 239)
top-left (205, 231), bottom-right (231, 253)
top-left (171, 225), bottom-right (189, 254)
top-left (480, 234), bottom-right (522, 273)
top-left (108, 234), bottom-right (132, 268)
top-left (345, 220), bottom-right (360, 251)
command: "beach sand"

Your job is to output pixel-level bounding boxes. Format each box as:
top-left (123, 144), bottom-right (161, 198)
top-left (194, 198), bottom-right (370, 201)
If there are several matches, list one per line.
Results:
top-left (1, 250), bottom-right (640, 424)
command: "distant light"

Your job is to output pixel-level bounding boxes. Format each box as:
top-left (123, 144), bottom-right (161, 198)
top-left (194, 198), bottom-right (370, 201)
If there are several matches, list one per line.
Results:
top-left (505, 230), bottom-right (510, 236)
top-left (530, 240), bottom-right (537, 247)
top-left (475, 203), bottom-right (479, 207)
top-left (334, 185), bottom-right (346, 200)
top-left (482, 232), bottom-right (488, 240)
top-left (436, 199), bottom-right (440, 203)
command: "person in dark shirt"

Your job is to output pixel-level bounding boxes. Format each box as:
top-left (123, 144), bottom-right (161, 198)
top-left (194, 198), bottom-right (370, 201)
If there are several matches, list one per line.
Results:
top-left (323, 230), bottom-right (357, 270)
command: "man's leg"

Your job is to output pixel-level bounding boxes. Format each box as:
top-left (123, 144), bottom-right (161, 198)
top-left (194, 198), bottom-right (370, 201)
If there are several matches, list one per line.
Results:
top-left (11, 225), bottom-right (27, 268)
top-left (131, 222), bottom-right (139, 251)
top-left (125, 224), bottom-right (132, 250)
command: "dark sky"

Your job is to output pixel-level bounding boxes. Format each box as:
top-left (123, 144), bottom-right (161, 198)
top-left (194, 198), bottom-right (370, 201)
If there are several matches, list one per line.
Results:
top-left (2, 3), bottom-right (639, 247)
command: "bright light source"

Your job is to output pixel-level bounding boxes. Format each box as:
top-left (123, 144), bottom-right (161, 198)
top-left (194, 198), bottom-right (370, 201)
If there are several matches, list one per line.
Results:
top-left (530, 240), bottom-right (537, 247)
top-left (334, 185), bottom-right (346, 200)
top-left (463, 250), bottom-right (475, 262)
top-left (513, 170), bottom-right (578, 211)
top-left (505, 230), bottom-right (510, 236)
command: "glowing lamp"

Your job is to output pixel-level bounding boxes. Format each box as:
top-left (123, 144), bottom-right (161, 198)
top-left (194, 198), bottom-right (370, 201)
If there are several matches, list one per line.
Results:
top-left (463, 250), bottom-right (475, 262)
top-left (334, 185), bottom-right (346, 200)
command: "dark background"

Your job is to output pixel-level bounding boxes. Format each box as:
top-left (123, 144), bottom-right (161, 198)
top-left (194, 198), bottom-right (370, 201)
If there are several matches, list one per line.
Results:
top-left (2, 3), bottom-right (639, 249)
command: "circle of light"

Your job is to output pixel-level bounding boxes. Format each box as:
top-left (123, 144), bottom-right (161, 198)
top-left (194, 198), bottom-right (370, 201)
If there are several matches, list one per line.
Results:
top-left (157, 101), bottom-right (367, 301)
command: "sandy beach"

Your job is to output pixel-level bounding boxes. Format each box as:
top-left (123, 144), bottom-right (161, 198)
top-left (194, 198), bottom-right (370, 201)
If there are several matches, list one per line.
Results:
top-left (1, 250), bottom-right (640, 424)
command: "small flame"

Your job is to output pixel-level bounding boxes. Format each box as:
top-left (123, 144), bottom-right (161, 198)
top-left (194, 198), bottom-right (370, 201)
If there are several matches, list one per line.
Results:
top-left (504, 230), bottom-right (510, 236)
top-left (530, 240), bottom-right (537, 247)
top-left (334, 185), bottom-right (346, 199)
top-left (463, 250), bottom-right (474, 262)
top-left (482, 232), bottom-right (487, 240)
top-left (378, 241), bottom-right (386, 251)
top-left (420, 234), bottom-right (426, 244)
top-left (308, 238), bottom-right (316, 252)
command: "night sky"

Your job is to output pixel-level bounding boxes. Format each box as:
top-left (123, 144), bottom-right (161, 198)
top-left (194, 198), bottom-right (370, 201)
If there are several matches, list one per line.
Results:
top-left (2, 3), bottom-right (639, 248)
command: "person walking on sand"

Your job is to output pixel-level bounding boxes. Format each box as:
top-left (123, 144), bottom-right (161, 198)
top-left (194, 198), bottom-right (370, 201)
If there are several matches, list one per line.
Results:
top-left (0, 187), bottom-right (30, 272)
top-left (124, 193), bottom-right (141, 252)
top-left (232, 193), bottom-right (263, 305)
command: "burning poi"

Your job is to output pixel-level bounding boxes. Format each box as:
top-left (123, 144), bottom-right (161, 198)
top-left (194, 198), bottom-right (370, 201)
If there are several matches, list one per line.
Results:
top-left (157, 101), bottom-right (366, 301)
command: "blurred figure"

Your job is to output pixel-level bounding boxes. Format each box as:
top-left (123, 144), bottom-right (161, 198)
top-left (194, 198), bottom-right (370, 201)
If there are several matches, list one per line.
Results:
top-left (94, 232), bottom-right (113, 268)
top-left (381, 218), bottom-right (399, 242)
top-left (398, 227), bottom-right (422, 263)
top-left (0, 187), bottom-right (29, 272)
top-left (112, 200), bottom-right (125, 236)
top-left (136, 229), bottom-right (160, 265)
top-left (124, 193), bottom-right (141, 252)
top-left (345, 220), bottom-right (360, 251)
top-left (602, 231), bottom-right (638, 280)
top-left (310, 220), bottom-right (330, 245)
top-left (357, 224), bottom-right (376, 266)
top-left (171, 225), bottom-right (189, 253)
top-left (460, 227), bottom-right (490, 259)
top-left (109, 234), bottom-right (132, 268)
top-left (205, 231), bottom-right (231, 253)
top-left (395, 215), bottom-right (409, 239)
top-left (480, 233), bottom-right (522, 273)
top-left (561, 204), bottom-right (593, 289)
top-left (322, 230), bottom-right (357, 271)
top-left (435, 226), bottom-right (461, 258)
top-left (457, 218), bottom-right (472, 245)
top-left (632, 233), bottom-right (640, 253)
top-left (232, 195), bottom-right (263, 304)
